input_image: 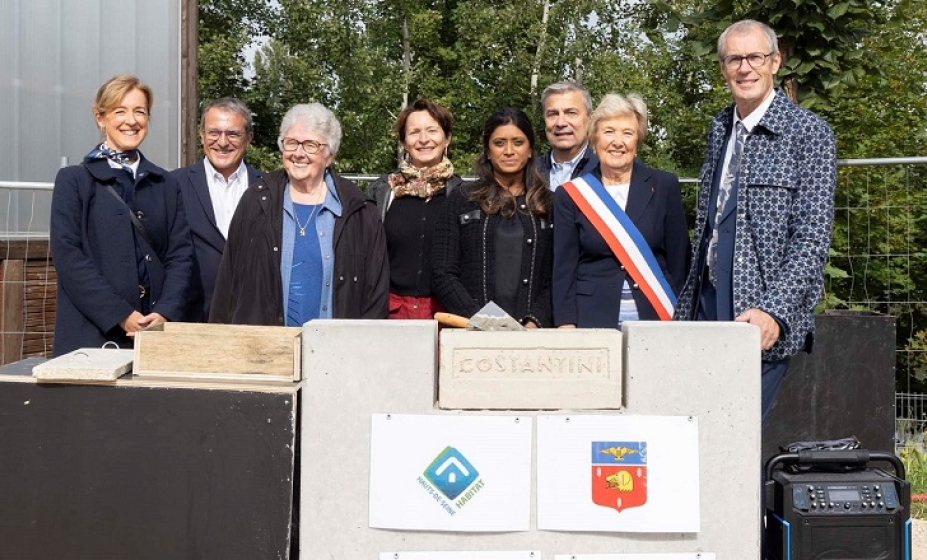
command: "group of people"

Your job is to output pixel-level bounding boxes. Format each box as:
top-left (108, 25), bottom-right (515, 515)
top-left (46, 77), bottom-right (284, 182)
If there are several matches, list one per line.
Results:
top-left (51, 19), bottom-right (835, 420)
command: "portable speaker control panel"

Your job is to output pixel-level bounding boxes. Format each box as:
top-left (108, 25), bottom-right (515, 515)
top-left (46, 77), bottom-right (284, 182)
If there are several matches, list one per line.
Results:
top-left (791, 479), bottom-right (900, 514)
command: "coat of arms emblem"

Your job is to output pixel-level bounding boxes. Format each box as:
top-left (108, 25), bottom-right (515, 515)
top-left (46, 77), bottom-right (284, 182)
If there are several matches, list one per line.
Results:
top-left (591, 441), bottom-right (647, 512)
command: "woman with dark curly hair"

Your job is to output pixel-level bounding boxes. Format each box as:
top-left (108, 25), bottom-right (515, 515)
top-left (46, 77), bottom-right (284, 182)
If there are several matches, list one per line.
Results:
top-left (432, 107), bottom-right (553, 327)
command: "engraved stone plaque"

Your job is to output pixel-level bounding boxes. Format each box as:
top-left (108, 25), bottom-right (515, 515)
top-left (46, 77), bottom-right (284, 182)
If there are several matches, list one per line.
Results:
top-left (438, 329), bottom-right (622, 410)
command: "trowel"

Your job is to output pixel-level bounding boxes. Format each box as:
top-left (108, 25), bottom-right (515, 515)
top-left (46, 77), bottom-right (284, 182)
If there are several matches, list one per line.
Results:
top-left (434, 301), bottom-right (527, 331)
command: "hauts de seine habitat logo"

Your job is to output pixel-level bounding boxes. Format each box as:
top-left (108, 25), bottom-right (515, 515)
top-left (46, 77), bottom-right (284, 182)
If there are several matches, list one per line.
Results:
top-left (417, 446), bottom-right (485, 516)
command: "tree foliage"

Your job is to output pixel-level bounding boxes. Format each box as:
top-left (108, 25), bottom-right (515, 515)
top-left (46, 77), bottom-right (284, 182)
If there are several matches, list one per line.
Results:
top-left (198, 0), bottom-right (927, 390)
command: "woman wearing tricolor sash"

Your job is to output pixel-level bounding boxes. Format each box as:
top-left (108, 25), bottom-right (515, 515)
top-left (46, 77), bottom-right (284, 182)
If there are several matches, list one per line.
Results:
top-left (552, 94), bottom-right (690, 328)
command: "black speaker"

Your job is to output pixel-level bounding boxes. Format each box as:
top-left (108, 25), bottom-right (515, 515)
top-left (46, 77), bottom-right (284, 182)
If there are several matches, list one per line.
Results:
top-left (765, 450), bottom-right (911, 560)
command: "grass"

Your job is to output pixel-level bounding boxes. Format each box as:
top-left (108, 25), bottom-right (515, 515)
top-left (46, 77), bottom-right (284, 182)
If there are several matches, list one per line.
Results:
top-left (899, 445), bottom-right (927, 518)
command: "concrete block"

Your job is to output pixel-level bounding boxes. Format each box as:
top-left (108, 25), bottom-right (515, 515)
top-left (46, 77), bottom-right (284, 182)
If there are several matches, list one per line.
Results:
top-left (32, 348), bottom-right (134, 381)
top-left (301, 320), bottom-right (438, 560)
top-left (438, 328), bottom-right (622, 410)
top-left (623, 320), bottom-right (762, 559)
top-left (301, 320), bottom-right (764, 559)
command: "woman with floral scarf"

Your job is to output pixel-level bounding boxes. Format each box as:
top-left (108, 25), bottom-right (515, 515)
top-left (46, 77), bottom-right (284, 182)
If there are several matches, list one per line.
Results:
top-left (369, 99), bottom-right (462, 319)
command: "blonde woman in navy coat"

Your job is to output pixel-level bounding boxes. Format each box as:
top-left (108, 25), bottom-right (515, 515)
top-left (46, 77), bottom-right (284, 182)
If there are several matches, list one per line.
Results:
top-left (50, 75), bottom-right (194, 355)
top-left (553, 94), bottom-right (689, 328)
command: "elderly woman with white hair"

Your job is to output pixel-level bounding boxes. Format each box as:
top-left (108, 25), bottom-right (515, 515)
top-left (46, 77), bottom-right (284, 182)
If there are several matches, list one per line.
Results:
top-left (210, 103), bottom-right (389, 325)
top-left (552, 93), bottom-right (689, 329)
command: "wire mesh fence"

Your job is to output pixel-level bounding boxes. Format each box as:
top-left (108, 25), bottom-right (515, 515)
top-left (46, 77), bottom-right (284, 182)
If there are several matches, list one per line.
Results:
top-left (3, 160), bottom-right (927, 443)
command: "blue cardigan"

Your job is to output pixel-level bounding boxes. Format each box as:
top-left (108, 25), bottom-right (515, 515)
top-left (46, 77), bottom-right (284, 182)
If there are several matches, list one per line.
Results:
top-left (50, 156), bottom-right (194, 355)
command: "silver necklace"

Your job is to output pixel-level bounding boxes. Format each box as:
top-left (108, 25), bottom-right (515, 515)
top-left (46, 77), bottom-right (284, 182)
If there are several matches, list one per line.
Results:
top-left (294, 202), bottom-right (322, 236)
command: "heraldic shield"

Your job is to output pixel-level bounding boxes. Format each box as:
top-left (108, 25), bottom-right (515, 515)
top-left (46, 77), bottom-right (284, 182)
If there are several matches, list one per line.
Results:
top-left (591, 441), bottom-right (647, 513)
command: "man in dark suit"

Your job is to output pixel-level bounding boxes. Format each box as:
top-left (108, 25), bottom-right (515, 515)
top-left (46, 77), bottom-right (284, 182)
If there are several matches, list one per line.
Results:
top-left (675, 20), bottom-right (836, 422)
top-left (537, 82), bottom-right (599, 190)
top-left (173, 98), bottom-right (262, 321)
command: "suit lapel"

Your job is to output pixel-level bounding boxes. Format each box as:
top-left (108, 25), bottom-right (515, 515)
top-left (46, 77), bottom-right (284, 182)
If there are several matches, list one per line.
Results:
top-left (190, 159), bottom-right (220, 230)
top-left (245, 163), bottom-right (263, 187)
top-left (624, 160), bottom-right (652, 222)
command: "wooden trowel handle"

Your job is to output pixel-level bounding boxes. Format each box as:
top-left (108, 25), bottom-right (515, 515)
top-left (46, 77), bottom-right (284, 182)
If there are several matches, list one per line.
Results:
top-left (434, 312), bottom-right (469, 328)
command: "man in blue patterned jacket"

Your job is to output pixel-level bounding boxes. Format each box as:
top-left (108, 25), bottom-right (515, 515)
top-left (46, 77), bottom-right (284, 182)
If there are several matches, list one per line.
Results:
top-left (675, 20), bottom-right (836, 422)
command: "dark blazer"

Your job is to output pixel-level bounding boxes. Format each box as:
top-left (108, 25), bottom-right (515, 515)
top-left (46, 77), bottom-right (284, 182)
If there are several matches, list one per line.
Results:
top-left (431, 186), bottom-right (553, 327)
top-left (552, 161), bottom-right (690, 327)
top-left (675, 89), bottom-right (836, 361)
top-left (172, 159), bottom-right (262, 321)
top-left (50, 156), bottom-right (194, 356)
top-left (537, 144), bottom-right (600, 186)
top-left (209, 169), bottom-right (389, 325)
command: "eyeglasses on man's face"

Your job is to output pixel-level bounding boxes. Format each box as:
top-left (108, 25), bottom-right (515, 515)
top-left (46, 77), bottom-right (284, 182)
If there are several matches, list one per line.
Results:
top-left (204, 129), bottom-right (247, 143)
top-left (722, 51), bottom-right (775, 70)
top-left (282, 138), bottom-right (328, 154)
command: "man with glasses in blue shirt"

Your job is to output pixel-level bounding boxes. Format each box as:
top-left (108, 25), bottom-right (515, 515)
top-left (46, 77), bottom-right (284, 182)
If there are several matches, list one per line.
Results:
top-left (675, 20), bottom-right (837, 422)
top-left (173, 97), bottom-right (263, 321)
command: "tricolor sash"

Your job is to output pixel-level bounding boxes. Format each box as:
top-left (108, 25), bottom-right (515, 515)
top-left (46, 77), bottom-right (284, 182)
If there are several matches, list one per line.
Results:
top-left (561, 174), bottom-right (676, 320)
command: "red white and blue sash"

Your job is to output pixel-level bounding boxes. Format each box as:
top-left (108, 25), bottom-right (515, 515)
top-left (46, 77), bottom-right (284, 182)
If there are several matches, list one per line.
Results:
top-left (561, 174), bottom-right (676, 320)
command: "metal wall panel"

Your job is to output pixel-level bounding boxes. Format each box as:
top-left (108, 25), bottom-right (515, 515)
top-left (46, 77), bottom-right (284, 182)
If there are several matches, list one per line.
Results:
top-left (0, 0), bottom-right (180, 233)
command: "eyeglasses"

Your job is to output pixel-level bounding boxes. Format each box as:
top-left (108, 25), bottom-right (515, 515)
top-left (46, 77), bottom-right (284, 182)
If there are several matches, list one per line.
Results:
top-left (204, 129), bottom-right (247, 143)
top-left (282, 138), bottom-right (328, 154)
top-left (721, 51), bottom-right (775, 70)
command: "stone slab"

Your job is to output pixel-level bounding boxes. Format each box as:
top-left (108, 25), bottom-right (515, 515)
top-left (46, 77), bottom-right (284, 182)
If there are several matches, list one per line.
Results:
top-left (438, 329), bottom-right (622, 410)
top-left (32, 348), bottom-right (134, 381)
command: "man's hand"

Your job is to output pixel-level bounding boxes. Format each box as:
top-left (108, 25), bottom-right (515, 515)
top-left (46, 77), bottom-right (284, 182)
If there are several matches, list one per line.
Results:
top-left (735, 308), bottom-right (780, 351)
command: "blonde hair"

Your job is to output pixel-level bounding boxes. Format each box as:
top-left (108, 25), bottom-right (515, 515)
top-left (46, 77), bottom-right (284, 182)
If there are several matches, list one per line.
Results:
top-left (589, 93), bottom-right (648, 145)
top-left (93, 74), bottom-right (153, 118)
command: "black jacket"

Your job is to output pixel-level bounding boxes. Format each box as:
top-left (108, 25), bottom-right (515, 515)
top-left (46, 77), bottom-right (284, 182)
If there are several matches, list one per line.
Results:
top-left (431, 185), bottom-right (553, 327)
top-left (367, 173), bottom-right (463, 220)
top-left (209, 169), bottom-right (389, 325)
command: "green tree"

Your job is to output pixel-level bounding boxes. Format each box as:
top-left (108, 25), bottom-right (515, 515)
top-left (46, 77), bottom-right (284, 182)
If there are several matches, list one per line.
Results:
top-left (658, 0), bottom-right (881, 110)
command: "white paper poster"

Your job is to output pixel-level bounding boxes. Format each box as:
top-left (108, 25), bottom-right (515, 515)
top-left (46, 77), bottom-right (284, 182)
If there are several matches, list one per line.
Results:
top-left (537, 415), bottom-right (700, 532)
top-left (369, 413), bottom-right (532, 531)
top-left (554, 555), bottom-right (715, 560)
top-left (380, 552), bottom-right (540, 560)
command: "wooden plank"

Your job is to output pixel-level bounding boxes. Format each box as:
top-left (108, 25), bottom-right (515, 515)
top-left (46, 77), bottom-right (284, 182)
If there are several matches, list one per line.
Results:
top-left (0, 260), bottom-right (25, 365)
top-left (0, 240), bottom-right (50, 260)
top-left (134, 323), bottom-right (302, 382)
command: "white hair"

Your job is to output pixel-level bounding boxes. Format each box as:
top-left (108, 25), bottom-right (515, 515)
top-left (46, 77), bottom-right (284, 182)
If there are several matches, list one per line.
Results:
top-left (277, 103), bottom-right (343, 157)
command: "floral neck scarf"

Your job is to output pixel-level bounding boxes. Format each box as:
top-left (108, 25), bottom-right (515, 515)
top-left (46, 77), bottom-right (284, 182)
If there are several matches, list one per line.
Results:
top-left (388, 156), bottom-right (454, 200)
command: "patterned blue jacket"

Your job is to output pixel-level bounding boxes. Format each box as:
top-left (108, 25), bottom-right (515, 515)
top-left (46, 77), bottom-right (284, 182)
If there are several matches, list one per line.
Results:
top-left (675, 89), bottom-right (836, 361)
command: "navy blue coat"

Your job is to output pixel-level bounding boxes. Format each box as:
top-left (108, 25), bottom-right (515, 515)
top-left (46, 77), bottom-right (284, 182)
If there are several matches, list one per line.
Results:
top-left (552, 161), bottom-right (690, 327)
top-left (50, 156), bottom-right (194, 356)
top-left (172, 159), bottom-right (262, 321)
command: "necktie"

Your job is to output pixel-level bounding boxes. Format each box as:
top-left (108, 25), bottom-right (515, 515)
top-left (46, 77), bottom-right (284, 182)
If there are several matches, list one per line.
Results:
top-left (707, 122), bottom-right (747, 286)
